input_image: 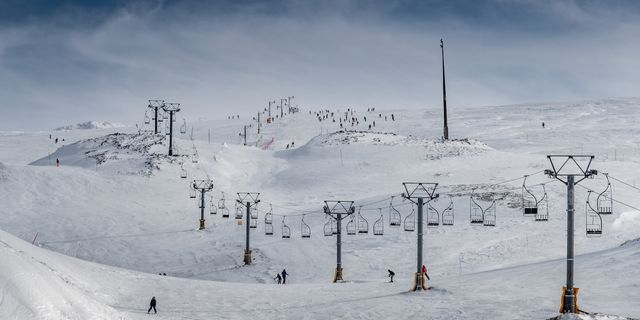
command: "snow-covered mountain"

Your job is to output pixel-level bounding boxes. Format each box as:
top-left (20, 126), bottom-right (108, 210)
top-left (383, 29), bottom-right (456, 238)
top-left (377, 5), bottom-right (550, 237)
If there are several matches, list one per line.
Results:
top-left (54, 121), bottom-right (126, 131)
top-left (1, 98), bottom-right (640, 319)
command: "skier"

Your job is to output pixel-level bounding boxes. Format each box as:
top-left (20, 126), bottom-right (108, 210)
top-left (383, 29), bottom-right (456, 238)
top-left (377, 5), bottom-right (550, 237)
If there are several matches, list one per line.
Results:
top-left (291, 141), bottom-right (294, 147)
top-left (55, 138), bottom-right (58, 144)
top-left (391, 114), bottom-right (395, 121)
top-left (147, 296), bottom-right (157, 314)
top-left (274, 273), bottom-right (282, 284)
top-left (542, 122), bottom-right (545, 128)
top-left (388, 269), bottom-right (395, 283)
top-left (56, 158), bottom-right (60, 167)
top-left (422, 265), bottom-right (430, 281)
top-left (281, 269), bottom-right (288, 284)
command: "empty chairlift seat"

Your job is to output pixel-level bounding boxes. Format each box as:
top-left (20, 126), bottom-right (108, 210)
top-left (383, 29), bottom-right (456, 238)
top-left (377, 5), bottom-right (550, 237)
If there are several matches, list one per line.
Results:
top-left (597, 174), bottom-right (613, 215)
top-left (346, 216), bottom-right (356, 235)
top-left (301, 215), bottom-right (311, 238)
top-left (404, 209), bottom-right (415, 232)
top-left (586, 191), bottom-right (603, 237)
top-left (324, 219), bottom-right (336, 237)
top-left (357, 209), bottom-right (369, 234)
top-left (373, 212), bottom-right (384, 236)
top-left (388, 197), bottom-right (402, 227)
top-left (282, 217), bottom-right (291, 239)
top-left (209, 197), bottom-right (217, 215)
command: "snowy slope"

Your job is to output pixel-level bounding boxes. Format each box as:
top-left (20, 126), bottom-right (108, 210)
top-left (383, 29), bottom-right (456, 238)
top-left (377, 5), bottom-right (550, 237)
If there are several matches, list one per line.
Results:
top-left (1, 98), bottom-right (640, 319)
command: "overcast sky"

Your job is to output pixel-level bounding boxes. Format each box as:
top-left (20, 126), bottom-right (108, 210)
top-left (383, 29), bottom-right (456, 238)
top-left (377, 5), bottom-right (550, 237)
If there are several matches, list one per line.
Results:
top-left (1, 0), bottom-right (640, 130)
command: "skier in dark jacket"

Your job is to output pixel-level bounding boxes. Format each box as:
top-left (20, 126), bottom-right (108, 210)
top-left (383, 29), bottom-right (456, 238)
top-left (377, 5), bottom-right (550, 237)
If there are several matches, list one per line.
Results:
top-left (147, 297), bottom-right (157, 314)
top-left (281, 269), bottom-right (288, 284)
top-left (274, 273), bottom-right (282, 284)
top-left (388, 269), bottom-right (395, 283)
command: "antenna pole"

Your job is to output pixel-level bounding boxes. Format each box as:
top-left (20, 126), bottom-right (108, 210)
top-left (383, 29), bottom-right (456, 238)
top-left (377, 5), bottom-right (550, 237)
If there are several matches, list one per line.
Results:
top-left (440, 39), bottom-right (449, 140)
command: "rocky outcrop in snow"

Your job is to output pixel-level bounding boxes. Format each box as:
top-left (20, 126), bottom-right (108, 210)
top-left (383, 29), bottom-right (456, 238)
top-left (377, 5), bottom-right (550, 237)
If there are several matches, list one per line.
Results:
top-left (54, 121), bottom-right (125, 131)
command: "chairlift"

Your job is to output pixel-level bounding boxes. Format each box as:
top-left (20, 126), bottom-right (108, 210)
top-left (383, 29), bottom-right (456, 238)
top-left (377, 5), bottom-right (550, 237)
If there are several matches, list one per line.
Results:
top-left (373, 210), bottom-right (384, 235)
top-left (235, 202), bottom-right (244, 220)
top-left (357, 208), bottom-right (369, 234)
top-left (282, 217), bottom-right (291, 239)
top-left (440, 197), bottom-right (455, 226)
top-left (144, 112), bottom-right (150, 125)
top-left (264, 206), bottom-right (273, 235)
top-left (404, 209), bottom-right (415, 232)
top-left (597, 174), bottom-right (613, 215)
top-left (189, 184), bottom-right (196, 199)
top-left (324, 217), bottom-right (337, 237)
top-left (426, 200), bottom-right (440, 227)
top-left (218, 198), bottom-right (226, 210)
top-left (301, 215), bottom-right (311, 238)
top-left (586, 191), bottom-right (603, 237)
top-left (388, 196), bottom-right (401, 227)
top-left (522, 176), bottom-right (539, 215)
top-left (535, 185), bottom-right (549, 222)
top-left (346, 215), bottom-right (356, 235)
top-left (470, 190), bottom-right (497, 226)
top-left (210, 197), bottom-right (217, 215)
top-left (250, 216), bottom-right (257, 229)
top-left (192, 149), bottom-right (199, 164)
top-left (180, 119), bottom-right (187, 135)
top-left (163, 112), bottom-right (169, 120)
top-left (180, 165), bottom-right (187, 179)
top-left (251, 205), bottom-right (259, 219)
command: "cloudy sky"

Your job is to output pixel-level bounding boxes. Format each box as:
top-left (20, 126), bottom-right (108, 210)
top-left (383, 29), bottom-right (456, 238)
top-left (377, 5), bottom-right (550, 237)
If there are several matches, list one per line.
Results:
top-left (1, 0), bottom-right (640, 130)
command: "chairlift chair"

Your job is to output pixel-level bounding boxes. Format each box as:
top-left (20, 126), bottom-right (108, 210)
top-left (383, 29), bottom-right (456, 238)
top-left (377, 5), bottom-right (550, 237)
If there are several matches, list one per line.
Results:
top-left (180, 165), bottom-right (187, 179)
top-left (482, 202), bottom-right (497, 227)
top-left (209, 197), bottom-right (217, 215)
top-left (189, 185), bottom-right (196, 199)
top-left (324, 219), bottom-right (333, 237)
top-left (586, 191), bottom-right (603, 237)
top-left (180, 119), bottom-right (187, 135)
top-left (301, 215), bottom-right (311, 238)
top-left (403, 209), bottom-right (416, 232)
top-left (251, 205), bottom-right (259, 219)
top-left (373, 211), bottom-right (384, 236)
top-left (235, 202), bottom-right (243, 220)
top-left (218, 197), bottom-right (226, 210)
top-left (388, 197), bottom-right (402, 227)
top-left (250, 216), bottom-right (257, 229)
top-left (441, 198), bottom-right (455, 226)
top-left (522, 176), bottom-right (539, 215)
top-left (282, 217), bottom-right (291, 239)
top-left (357, 208), bottom-right (369, 234)
top-left (346, 215), bottom-right (356, 235)
top-left (264, 208), bottom-right (274, 235)
top-left (597, 174), bottom-right (613, 215)
top-left (144, 112), bottom-right (150, 125)
top-left (426, 201), bottom-right (440, 227)
top-left (469, 191), bottom-right (485, 224)
top-left (535, 185), bottom-right (549, 222)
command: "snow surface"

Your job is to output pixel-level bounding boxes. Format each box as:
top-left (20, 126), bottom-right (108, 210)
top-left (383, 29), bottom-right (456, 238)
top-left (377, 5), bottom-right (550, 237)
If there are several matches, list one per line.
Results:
top-left (1, 97), bottom-right (640, 319)
top-left (54, 121), bottom-right (125, 131)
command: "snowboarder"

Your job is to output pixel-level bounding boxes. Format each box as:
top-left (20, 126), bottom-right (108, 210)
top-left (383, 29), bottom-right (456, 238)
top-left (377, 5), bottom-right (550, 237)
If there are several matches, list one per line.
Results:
top-left (281, 269), bottom-right (288, 284)
top-left (147, 297), bottom-right (157, 314)
top-left (274, 273), bottom-right (282, 284)
top-left (388, 269), bottom-right (395, 283)
top-left (422, 265), bottom-right (430, 280)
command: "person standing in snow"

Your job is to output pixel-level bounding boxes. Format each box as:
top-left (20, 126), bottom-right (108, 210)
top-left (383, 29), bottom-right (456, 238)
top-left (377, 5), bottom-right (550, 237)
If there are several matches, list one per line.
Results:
top-left (388, 269), bottom-right (395, 283)
top-left (422, 265), bottom-right (430, 280)
top-left (281, 269), bottom-right (288, 284)
top-left (274, 273), bottom-right (282, 284)
top-left (147, 296), bottom-right (157, 314)
top-left (56, 158), bottom-right (60, 167)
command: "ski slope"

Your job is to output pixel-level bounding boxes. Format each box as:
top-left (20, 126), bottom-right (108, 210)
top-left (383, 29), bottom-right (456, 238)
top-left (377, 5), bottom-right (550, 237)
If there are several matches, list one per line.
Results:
top-left (1, 98), bottom-right (640, 319)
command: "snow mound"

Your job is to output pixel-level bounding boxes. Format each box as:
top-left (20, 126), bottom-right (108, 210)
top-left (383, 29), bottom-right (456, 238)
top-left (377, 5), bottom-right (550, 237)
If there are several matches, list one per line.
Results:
top-left (30, 133), bottom-right (180, 175)
top-left (315, 130), bottom-right (491, 159)
top-left (0, 230), bottom-right (122, 319)
top-left (54, 121), bottom-right (125, 131)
